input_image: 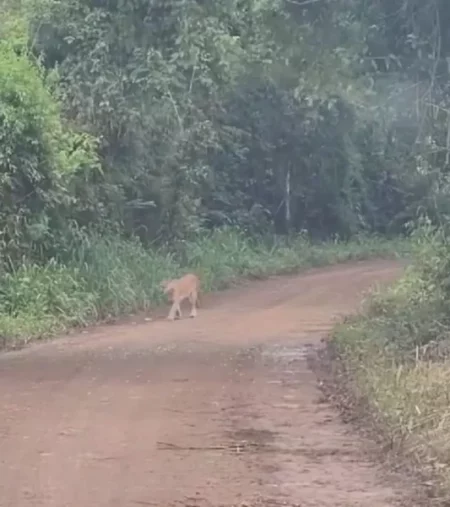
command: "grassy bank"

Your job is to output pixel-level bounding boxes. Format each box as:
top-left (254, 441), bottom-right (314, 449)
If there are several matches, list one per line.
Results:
top-left (331, 225), bottom-right (450, 503)
top-left (0, 228), bottom-right (409, 350)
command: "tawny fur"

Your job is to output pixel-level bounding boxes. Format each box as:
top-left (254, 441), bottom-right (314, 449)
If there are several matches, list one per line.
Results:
top-left (160, 273), bottom-right (200, 321)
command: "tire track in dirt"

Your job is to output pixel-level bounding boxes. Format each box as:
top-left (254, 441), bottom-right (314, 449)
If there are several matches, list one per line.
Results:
top-left (0, 259), bottom-right (404, 506)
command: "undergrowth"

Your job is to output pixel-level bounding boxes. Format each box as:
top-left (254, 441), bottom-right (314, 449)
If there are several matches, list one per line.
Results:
top-left (0, 228), bottom-right (409, 350)
top-left (332, 223), bottom-right (450, 503)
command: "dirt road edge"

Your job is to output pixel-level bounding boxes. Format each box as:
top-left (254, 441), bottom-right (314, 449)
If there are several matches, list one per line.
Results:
top-left (310, 338), bottom-right (433, 507)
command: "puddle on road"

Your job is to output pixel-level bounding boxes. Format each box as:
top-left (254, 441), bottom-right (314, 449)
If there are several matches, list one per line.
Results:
top-left (234, 343), bottom-right (317, 364)
top-left (261, 343), bottom-right (316, 363)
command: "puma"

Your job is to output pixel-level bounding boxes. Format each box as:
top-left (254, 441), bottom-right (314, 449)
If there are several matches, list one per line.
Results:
top-left (160, 273), bottom-right (200, 321)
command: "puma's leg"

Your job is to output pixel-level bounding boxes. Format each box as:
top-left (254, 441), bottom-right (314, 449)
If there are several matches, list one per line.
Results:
top-left (189, 292), bottom-right (198, 318)
top-left (167, 300), bottom-right (181, 321)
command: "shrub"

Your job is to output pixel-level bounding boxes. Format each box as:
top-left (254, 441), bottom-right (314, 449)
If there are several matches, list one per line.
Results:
top-left (332, 224), bottom-right (450, 502)
top-left (0, 41), bottom-right (99, 264)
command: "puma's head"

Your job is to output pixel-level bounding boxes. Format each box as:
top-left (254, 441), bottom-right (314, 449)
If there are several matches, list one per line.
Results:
top-left (160, 279), bottom-right (174, 294)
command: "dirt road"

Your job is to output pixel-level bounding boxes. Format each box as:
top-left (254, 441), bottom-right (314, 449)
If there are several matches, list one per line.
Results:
top-left (0, 260), bottom-right (403, 507)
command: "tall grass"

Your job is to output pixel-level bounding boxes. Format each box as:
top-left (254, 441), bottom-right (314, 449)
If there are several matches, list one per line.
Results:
top-left (0, 228), bottom-right (409, 350)
top-left (331, 225), bottom-right (450, 504)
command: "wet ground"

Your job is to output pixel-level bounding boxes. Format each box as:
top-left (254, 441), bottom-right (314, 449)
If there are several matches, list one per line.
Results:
top-left (0, 260), bottom-right (403, 506)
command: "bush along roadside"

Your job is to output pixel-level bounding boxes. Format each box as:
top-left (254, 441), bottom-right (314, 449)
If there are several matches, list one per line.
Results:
top-left (330, 223), bottom-right (450, 504)
top-left (0, 228), bottom-right (410, 350)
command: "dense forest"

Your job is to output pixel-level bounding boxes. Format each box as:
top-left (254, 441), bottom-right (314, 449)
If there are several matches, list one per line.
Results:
top-left (0, 0), bottom-right (448, 263)
top-left (0, 0), bottom-right (447, 346)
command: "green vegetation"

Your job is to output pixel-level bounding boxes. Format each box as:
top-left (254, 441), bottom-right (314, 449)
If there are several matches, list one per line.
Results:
top-left (332, 222), bottom-right (450, 502)
top-left (0, 229), bottom-right (408, 349)
top-left (0, 0), bottom-right (449, 255)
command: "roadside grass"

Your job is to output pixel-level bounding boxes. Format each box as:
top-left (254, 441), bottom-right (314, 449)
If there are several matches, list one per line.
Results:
top-left (331, 225), bottom-right (450, 504)
top-left (0, 228), bottom-right (410, 350)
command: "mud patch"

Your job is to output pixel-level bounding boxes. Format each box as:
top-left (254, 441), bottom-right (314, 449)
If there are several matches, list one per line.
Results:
top-left (225, 427), bottom-right (277, 453)
top-left (156, 428), bottom-right (277, 456)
